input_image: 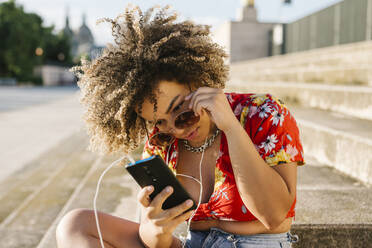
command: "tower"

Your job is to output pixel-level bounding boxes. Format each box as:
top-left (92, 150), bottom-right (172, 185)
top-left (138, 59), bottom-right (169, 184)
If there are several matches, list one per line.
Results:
top-left (63, 6), bottom-right (73, 38)
top-left (238, 0), bottom-right (258, 22)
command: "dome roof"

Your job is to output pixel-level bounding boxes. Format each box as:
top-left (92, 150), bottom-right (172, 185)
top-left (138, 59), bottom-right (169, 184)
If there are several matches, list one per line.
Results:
top-left (77, 14), bottom-right (94, 44)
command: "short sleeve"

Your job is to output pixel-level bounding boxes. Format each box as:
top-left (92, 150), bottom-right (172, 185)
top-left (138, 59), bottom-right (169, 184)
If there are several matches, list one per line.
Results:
top-left (236, 93), bottom-right (305, 167)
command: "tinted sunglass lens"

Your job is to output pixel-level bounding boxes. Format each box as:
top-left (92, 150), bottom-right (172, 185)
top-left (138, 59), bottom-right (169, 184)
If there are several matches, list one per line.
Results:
top-left (150, 133), bottom-right (174, 146)
top-left (175, 111), bottom-right (200, 129)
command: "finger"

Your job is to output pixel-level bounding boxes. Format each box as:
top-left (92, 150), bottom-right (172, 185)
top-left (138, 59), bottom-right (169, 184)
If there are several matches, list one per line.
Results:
top-left (188, 89), bottom-right (218, 110)
top-left (137, 185), bottom-right (154, 207)
top-left (185, 87), bottom-right (215, 104)
top-left (162, 199), bottom-right (194, 220)
top-left (185, 91), bottom-right (195, 101)
top-left (170, 209), bottom-right (195, 227)
top-left (190, 93), bottom-right (215, 116)
top-left (150, 186), bottom-right (173, 210)
top-left (194, 98), bottom-right (216, 117)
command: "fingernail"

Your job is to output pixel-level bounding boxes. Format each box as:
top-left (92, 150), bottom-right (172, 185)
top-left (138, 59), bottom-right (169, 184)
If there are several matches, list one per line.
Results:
top-left (186, 200), bottom-right (193, 206)
top-left (166, 186), bottom-right (173, 192)
top-left (147, 186), bottom-right (154, 192)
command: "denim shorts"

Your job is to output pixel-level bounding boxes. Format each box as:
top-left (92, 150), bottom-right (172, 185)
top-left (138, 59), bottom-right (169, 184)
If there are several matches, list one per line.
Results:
top-left (182, 227), bottom-right (299, 248)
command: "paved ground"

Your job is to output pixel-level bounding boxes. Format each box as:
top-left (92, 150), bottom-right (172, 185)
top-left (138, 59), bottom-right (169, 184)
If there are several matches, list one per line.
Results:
top-left (0, 85), bottom-right (83, 183)
top-left (0, 85), bottom-right (79, 113)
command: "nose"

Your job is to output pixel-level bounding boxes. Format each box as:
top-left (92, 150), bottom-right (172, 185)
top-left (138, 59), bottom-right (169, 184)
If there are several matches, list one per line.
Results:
top-left (164, 123), bottom-right (183, 136)
top-left (171, 127), bottom-right (184, 136)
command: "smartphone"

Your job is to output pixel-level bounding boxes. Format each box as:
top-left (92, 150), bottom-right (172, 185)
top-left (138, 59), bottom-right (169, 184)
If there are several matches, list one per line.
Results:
top-left (125, 155), bottom-right (197, 211)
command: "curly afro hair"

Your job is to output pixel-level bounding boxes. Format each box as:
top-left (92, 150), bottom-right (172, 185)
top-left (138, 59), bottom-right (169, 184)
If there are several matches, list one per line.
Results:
top-left (71, 4), bottom-right (230, 156)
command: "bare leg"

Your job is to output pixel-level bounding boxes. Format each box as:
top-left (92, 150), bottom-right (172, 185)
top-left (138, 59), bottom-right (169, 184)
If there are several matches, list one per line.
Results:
top-left (56, 208), bottom-right (145, 248)
top-left (56, 208), bottom-right (184, 248)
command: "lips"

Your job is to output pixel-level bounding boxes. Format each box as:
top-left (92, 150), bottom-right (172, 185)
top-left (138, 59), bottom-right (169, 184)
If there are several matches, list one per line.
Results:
top-left (185, 127), bottom-right (198, 140)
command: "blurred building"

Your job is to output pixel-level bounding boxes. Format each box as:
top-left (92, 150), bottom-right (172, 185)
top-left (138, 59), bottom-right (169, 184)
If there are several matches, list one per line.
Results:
top-left (273, 0), bottom-right (372, 56)
top-left (63, 11), bottom-right (104, 61)
top-left (214, 0), bottom-right (372, 63)
top-left (213, 0), bottom-right (279, 63)
top-left (36, 10), bottom-right (106, 86)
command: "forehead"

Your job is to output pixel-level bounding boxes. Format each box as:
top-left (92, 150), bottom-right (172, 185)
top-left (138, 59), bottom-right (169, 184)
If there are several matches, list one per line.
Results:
top-left (140, 80), bottom-right (189, 121)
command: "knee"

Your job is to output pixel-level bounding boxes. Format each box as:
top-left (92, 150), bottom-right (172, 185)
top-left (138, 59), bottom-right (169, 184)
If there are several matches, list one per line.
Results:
top-left (56, 208), bottom-right (93, 243)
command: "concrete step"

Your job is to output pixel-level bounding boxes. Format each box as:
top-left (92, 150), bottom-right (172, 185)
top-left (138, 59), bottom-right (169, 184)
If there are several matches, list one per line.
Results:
top-left (0, 129), bottom-right (143, 248)
top-left (0, 131), bottom-right (86, 218)
top-left (230, 64), bottom-right (372, 86)
top-left (0, 132), bottom-right (97, 248)
top-left (229, 50), bottom-right (372, 70)
top-left (227, 81), bottom-right (372, 121)
top-left (292, 155), bottom-right (372, 247)
top-left (291, 105), bottom-right (372, 186)
top-left (36, 144), bottom-right (143, 248)
top-left (229, 40), bottom-right (372, 86)
top-left (229, 40), bottom-right (372, 68)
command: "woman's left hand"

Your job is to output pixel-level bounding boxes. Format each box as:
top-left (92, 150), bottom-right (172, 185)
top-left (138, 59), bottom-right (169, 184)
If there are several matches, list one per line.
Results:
top-left (185, 87), bottom-right (238, 133)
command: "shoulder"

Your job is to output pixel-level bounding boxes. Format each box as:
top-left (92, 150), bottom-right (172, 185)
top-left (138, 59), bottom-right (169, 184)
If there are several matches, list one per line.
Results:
top-left (224, 92), bottom-right (287, 122)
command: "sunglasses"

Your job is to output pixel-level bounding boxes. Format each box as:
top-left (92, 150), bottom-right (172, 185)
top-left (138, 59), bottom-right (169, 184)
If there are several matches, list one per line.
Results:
top-left (142, 110), bottom-right (200, 147)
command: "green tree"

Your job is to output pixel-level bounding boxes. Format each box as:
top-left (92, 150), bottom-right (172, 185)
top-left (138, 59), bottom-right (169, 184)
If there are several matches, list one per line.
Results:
top-left (0, 0), bottom-right (73, 84)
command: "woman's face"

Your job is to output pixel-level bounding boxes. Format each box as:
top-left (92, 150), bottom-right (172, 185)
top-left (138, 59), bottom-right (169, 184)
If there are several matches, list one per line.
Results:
top-left (138, 79), bottom-right (215, 147)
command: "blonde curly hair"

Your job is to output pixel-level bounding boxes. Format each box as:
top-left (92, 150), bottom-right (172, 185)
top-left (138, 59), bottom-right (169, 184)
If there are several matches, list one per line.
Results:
top-left (71, 4), bottom-right (229, 156)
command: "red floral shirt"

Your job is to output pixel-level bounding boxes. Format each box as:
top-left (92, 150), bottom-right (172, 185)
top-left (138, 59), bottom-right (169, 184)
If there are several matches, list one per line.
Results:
top-left (141, 92), bottom-right (305, 222)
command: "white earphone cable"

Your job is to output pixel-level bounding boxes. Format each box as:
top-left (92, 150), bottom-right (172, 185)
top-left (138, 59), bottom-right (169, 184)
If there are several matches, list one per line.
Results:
top-left (94, 135), bottom-right (207, 248)
top-left (93, 154), bottom-right (135, 248)
top-left (176, 144), bottom-right (205, 248)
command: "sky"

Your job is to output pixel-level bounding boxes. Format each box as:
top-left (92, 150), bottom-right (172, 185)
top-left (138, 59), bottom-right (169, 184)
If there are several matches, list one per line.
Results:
top-left (5, 0), bottom-right (342, 46)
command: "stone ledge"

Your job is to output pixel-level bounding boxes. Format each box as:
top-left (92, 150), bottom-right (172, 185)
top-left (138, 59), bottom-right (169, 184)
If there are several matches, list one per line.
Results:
top-left (290, 224), bottom-right (372, 248)
top-left (229, 40), bottom-right (372, 86)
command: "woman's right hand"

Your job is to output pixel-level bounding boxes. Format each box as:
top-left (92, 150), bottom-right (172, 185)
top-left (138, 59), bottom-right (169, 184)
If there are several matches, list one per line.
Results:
top-left (137, 185), bottom-right (194, 248)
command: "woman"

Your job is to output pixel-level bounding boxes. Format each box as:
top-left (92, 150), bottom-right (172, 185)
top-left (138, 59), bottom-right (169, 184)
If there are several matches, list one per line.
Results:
top-left (56, 5), bottom-right (304, 248)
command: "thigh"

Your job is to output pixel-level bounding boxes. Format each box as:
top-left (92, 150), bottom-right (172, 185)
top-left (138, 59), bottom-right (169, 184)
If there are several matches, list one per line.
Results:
top-left (58, 208), bottom-right (143, 248)
top-left (59, 208), bottom-right (185, 248)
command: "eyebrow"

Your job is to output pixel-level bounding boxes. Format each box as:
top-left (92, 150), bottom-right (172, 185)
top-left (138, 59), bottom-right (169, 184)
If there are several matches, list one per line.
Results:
top-left (165, 94), bottom-right (180, 114)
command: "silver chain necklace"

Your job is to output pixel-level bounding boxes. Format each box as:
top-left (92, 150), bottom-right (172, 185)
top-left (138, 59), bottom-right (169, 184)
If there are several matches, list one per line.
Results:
top-left (182, 128), bottom-right (220, 153)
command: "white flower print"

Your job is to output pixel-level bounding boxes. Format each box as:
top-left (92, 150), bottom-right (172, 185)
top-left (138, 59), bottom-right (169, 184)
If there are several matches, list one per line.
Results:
top-left (234, 103), bottom-right (243, 115)
top-left (248, 105), bottom-right (258, 118)
top-left (211, 187), bottom-right (229, 202)
top-left (241, 205), bottom-right (248, 214)
top-left (258, 103), bottom-right (273, 119)
top-left (286, 144), bottom-right (298, 159)
top-left (271, 110), bottom-right (285, 126)
top-left (259, 134), bottom-right (278, 154)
